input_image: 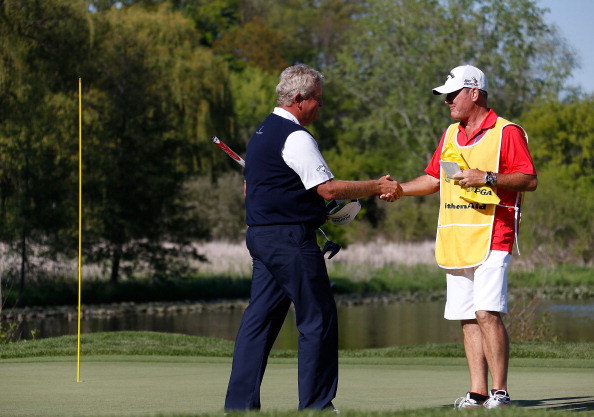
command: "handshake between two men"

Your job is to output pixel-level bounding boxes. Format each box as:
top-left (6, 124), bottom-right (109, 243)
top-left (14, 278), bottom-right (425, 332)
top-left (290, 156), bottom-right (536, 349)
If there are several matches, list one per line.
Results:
top-left (377, 174), bottom-right (403, 203)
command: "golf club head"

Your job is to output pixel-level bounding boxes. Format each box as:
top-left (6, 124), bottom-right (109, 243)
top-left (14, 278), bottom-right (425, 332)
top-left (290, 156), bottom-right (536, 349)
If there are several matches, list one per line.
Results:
top-left (322, 240), bottom-right (341, 259)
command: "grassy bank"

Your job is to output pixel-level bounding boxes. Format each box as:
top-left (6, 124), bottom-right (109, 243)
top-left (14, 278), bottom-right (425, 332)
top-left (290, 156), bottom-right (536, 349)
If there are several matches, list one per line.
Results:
top-left (2, 331), bottom-right (594, 362)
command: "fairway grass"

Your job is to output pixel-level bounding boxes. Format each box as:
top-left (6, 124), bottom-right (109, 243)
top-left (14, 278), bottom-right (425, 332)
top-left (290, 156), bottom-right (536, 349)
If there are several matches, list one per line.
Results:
top-left (1, 333), bottom-right (593, 417)
top-left (2, 355), bottom-right (594, 417)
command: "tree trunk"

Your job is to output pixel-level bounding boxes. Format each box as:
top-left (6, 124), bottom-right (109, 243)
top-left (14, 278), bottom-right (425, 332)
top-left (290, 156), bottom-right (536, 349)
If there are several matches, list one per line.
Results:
top-left (109, 245), bottom-right (122, 287)
top-left (18, 229), bottom-right (27, 307)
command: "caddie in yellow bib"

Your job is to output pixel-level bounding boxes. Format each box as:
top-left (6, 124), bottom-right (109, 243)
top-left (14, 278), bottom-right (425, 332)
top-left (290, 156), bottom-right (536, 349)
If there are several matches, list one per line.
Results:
top-left (401, 64), bottom-right (538, 409)
top-left (435, 117), bottom-right (516, 268)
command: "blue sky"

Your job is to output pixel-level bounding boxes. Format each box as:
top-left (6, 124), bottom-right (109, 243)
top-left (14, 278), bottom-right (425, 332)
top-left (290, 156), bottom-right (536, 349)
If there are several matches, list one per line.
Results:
top-left (537, 0), bottom-right (594, 94)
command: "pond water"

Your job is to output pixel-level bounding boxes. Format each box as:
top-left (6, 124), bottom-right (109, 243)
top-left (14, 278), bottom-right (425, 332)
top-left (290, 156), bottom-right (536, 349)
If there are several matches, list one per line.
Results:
top-left (15, 298), bottom-right (594, 349)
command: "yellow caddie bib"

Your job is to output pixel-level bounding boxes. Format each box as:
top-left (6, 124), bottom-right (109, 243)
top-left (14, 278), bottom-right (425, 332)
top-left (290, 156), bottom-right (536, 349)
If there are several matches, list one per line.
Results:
top-left (435, 118), bottom-right (515, 268)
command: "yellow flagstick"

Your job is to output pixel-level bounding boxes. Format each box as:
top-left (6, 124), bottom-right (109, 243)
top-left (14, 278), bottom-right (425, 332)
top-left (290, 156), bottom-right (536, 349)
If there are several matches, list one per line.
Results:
top-left (77, 78), bottom-right (83, 382)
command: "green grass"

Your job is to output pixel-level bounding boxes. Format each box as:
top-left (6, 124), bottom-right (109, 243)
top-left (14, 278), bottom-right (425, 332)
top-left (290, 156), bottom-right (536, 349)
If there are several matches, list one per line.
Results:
top-left (342, 341), bottom-right (594, 361)
top-left (2, 331), bottom-right (594, 363)
top-left (0, 331), bottom-right (233, 359)
top-left (145, 410), bottom-right (594, 417)
top-left (2, 332), bottom-right (594, 417)
top-left (330, 264), bottom-right (445, 294)
top-left (165, 410), bottom-right (594, 417)
top-left (329, 263), bottom-right (594, 297)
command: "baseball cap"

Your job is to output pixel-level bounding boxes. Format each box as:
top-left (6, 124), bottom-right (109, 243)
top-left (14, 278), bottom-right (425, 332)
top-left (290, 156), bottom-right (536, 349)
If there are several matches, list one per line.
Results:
top-left (326, 199), bottom-right (361, 225)
top-left (432, 65), bottom-right (488, 95)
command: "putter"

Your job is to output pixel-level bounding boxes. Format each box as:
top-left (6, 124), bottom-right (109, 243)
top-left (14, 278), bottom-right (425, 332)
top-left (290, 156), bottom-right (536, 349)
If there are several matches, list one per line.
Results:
top-left (318, 228), bottom-right (341, 259)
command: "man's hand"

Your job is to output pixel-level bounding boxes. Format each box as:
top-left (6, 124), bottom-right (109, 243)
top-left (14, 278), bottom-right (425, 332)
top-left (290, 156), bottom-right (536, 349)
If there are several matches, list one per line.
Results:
top-left (452, 169), bottom-right (485, 187)
top-left (378, 175), bottom-right (403, 202)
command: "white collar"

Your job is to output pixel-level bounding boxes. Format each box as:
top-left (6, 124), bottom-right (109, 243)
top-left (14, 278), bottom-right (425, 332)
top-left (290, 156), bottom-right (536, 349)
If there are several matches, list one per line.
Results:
top-left (273, 107), bottom-right (301, 126)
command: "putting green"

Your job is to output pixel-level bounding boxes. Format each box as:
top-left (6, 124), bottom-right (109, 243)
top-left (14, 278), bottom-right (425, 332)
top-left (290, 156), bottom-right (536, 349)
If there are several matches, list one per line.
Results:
top-left (1, 356), bottom-right (593, 416)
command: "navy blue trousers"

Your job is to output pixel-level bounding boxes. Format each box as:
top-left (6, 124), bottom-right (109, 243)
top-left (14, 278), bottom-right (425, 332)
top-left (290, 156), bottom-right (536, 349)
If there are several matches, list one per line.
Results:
top-left (224, 224), bottom-right (338, 411)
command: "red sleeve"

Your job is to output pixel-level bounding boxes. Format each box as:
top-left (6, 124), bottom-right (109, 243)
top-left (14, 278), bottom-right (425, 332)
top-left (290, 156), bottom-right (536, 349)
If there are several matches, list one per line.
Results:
top-left (499, 125), bottom-right (537, 175)
top-left (425, 131), bottom-right (447, 178)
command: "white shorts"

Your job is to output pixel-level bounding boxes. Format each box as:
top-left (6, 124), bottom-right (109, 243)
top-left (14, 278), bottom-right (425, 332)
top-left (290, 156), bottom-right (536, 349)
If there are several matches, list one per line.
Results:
top-left (444, 250), bottom-right (511, 320)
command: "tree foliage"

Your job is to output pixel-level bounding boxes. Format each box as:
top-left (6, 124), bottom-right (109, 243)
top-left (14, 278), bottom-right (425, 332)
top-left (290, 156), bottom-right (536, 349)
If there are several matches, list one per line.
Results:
top-left (81, 4), bottom-right (235, 283)
top-left (175, 0), bottom-right (241, 46)
top-left (1, 0), bottom-right (237, 289)
top-left (518, 97), bottom-right (594, 263)
top-left (229, 66), bottom-right (278, 145)
top-left (521, 98), bottom-right (594, 178)
top-left (0, 0), bottom-right (92, 302)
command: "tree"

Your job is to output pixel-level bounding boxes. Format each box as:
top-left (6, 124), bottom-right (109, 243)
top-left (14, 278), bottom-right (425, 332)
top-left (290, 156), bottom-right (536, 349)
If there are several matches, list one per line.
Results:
top-left (229, 66), bottom-right (278, 145)
top-left (0, 0), bottom-right (92, 303)
top-left (80, 4), bottom-right (235, 284)
top-left (213, 17), bottom-right (289, 73)
top-left (518, 97), bottom-right (594, 263)
top-left (178, 0), bottom-right (241, 46)
top-left (88, 0), bottom-right (243, 47)
top-left (247, 0), bottom-right (362, 69)
top-left (443, 0), bottom-right (575, 115)
top-left (520, 98), bottom-right (594, 177)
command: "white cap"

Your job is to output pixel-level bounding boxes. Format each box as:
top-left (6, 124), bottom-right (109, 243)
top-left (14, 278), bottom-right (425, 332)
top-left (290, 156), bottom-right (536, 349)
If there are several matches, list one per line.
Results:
top-left (432, 65), bottom-right (488, 95)
top-left (327, 199), bottom-right (361, 226)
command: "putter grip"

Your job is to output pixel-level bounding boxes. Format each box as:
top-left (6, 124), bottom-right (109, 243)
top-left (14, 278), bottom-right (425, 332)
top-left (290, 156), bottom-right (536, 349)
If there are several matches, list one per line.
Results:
top-left (211, 136), bottom-right (245, 168)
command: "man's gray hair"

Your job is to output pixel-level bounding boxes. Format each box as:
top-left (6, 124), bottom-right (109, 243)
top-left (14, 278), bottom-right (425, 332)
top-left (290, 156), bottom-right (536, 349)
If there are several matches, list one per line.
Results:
top-left (276, 64), bottom-right (325, 107)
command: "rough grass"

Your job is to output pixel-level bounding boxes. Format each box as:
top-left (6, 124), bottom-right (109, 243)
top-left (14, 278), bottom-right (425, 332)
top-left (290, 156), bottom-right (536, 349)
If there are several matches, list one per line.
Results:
top-left (191, 241), bottom-right (594, 296)
top-left (192, 240), bottom-right (594, 277)
top-left (188, 240), bottom-right (437, 278)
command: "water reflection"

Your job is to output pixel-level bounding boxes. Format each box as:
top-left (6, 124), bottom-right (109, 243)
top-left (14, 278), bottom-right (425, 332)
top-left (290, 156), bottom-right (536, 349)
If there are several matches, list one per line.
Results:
top-left (274, 302), bottom-right (461, 349)
top-left (542, 301), bottom-right (594, 343)
top-left (15, 299), bottom-right (593, 349)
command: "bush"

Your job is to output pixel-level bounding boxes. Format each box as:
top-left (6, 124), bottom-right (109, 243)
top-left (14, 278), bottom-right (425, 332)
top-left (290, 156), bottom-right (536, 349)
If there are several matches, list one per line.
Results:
top-left (183, 172), bottom-right (246, 242)
top-left (520, 165), bottom-right (594, 265)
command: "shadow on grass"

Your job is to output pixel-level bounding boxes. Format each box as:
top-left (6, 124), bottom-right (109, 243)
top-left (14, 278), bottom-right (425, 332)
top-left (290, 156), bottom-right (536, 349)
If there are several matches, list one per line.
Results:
top-left (515, 396), bottom-right (594, 411)
top-left (437, 396), bottom-right (594, 411)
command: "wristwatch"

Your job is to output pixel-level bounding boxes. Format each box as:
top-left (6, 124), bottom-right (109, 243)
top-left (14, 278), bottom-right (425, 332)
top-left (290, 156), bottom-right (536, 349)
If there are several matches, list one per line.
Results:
top-left (485, 171), bottom-right (497, 187)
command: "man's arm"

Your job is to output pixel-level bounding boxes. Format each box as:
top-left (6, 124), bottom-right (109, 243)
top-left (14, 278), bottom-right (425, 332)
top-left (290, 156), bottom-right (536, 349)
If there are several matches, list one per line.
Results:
top-left (452, 170), bottom-right (537, 192)
top-left (315, 175), bottom-right (403, 201)
top-left (401, 174), bottom-right (440, 196)
top-left (496, 172), bottom-right (538, 191)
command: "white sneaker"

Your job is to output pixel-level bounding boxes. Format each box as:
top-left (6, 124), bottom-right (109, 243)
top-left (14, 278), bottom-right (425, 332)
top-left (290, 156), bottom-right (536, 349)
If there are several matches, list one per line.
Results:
top-left (454, 392), bottom-right (485, 409)
top-left (483, 389), bottom-right (511, 408)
